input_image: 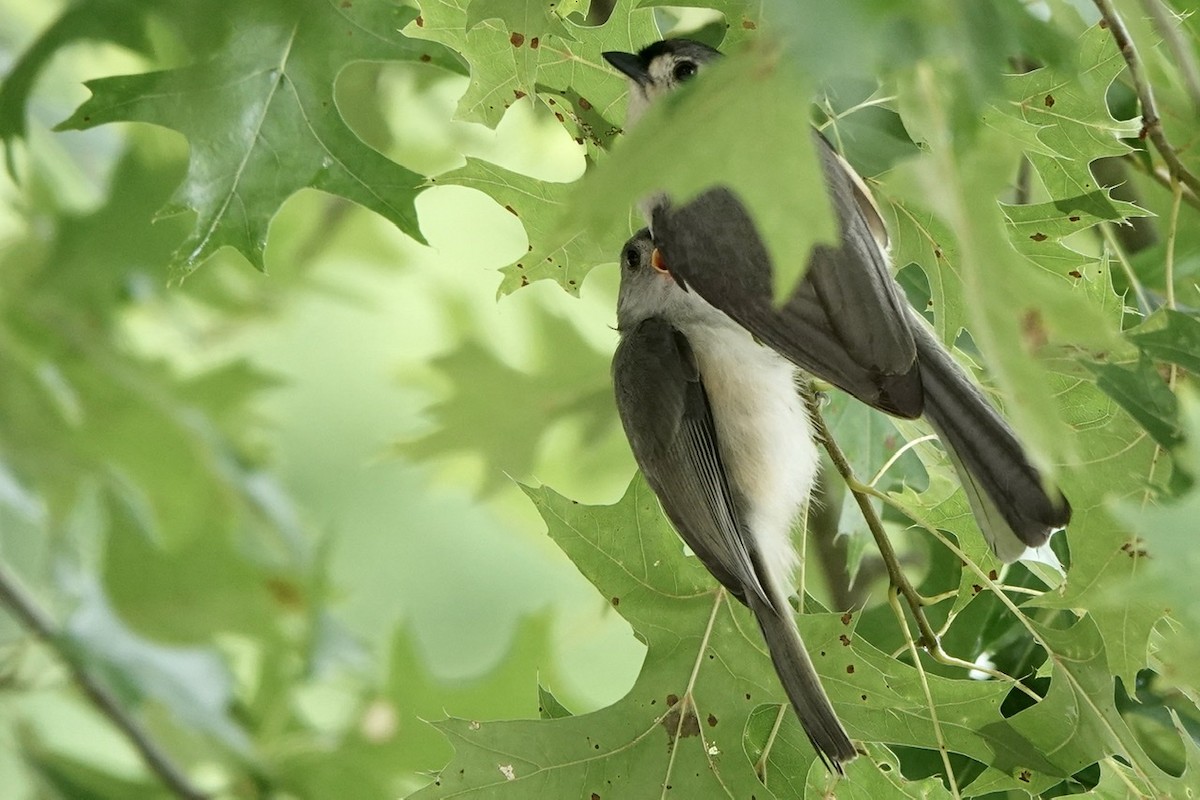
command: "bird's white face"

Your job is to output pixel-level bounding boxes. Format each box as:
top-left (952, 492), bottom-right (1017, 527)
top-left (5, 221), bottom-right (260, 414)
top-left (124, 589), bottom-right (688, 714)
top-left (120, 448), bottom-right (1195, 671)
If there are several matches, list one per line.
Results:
top-left (624, 51), bottom-right (705, 127)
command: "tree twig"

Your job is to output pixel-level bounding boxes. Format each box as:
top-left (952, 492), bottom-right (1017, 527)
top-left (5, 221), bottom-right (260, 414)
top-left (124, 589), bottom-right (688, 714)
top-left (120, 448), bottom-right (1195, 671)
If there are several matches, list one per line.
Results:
top-left (0, 561), bottom-right (209, 800)
top-left (1094, 0), bottom-right (1200, 197)
top-left (1122, 152), bottom-right (1200, 212)
top-left (802, 390), bottom-right (939, 650)
top-left (1138, 0), bottom-right (1200, 113)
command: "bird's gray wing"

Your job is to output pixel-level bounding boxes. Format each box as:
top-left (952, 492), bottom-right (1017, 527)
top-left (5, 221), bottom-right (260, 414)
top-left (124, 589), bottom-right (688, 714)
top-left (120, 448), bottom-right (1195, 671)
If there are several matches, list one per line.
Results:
top-left (650, 134), bottom-right (924, 418)
top-left (612, 316), bottom-right (773, 610)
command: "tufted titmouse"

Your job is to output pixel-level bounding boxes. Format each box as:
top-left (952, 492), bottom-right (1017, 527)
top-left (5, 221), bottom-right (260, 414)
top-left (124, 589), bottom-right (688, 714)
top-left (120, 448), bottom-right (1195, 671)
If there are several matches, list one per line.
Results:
top-left (612, 228), bottom-right (858, 770)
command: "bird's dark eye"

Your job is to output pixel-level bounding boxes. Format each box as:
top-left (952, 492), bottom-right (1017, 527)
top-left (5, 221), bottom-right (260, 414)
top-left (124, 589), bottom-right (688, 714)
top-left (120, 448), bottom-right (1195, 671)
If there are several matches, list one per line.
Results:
top-left (673, 60), bottom-right (697, 82)
top-left (623, 246), bottom-right (640, 271)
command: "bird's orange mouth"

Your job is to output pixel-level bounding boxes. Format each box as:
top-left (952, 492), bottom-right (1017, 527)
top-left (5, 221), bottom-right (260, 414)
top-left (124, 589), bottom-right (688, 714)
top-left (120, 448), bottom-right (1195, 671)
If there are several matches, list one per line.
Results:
top-left (651, 248), bottom-right (669, 274)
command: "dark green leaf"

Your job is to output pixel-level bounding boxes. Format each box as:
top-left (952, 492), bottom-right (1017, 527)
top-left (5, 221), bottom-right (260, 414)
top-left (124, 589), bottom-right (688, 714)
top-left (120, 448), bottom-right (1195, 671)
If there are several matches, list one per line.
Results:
top-left (56, 0), bottom-right (458, 274)
top-left (1086, 356), bottom-right (1182, 451)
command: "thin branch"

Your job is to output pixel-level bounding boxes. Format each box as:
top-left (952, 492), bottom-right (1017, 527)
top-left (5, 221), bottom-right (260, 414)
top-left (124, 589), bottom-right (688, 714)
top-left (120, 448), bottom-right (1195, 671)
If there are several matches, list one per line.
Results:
top-left (1094, 0), bottom-right (1200, 197)
top-left (1122, 152), bottom-right (1200, 211)
top-left (1139, 0), bottom-right (1200, 112)
top-left (0, 561), bottom-right (209, 800)
top-left (802, 390), bottom-right (939, 650)
top-left (887, 589), bottom-right (961, 799)
top-left (805, 390), bottom-right (1045, 703)
top-left (1100, 222), bottom-right (1153, 317)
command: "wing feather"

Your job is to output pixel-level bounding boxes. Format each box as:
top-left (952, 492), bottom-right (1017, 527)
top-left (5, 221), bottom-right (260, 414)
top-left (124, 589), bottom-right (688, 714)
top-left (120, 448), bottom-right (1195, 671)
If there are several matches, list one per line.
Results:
top-left (613, 317), bottom-right (773, 609)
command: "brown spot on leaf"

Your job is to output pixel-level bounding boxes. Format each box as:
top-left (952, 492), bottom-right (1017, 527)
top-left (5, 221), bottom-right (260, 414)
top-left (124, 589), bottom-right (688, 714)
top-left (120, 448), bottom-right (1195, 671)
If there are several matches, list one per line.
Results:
top-left (555, 112), bottom-right (564, 122)
top-left (1044, 94), bottom-right (1055, 108)
top-left (1030, 232), bottom-right (1047, 242)
top-left (504, 205), bottom-right (518, 216)
top-left (839, 634), bottom-right (851, 646)
top-left (419, 54), bottom-right (431, 62)
top-left (666, 694), bottom-right (679, 707)
top-left (593, 795), bottom-right (601, 800)
top-left (510, 32), bottom-right (525, 47)
top-left (530, 37), bottom-right (540, 49)
top-left (520, 275), bottom-right (529, 287)
top-left (578, 96), bottom-right (593, 111)
top-left (861, 694), bottom-right (868, 701)
top-left (846, 664), bottom-right (855, 674)
top-left (661, 705), bottom-right (700, 739)
top-left (972, 584), bottom-right (983, 594)
top-left (340, 0), bottom-right (351, 6)
top-left (1069, 215), bottom-right (1080, 222)
top-left (266, 578), bottom-right (304, 609)
top-left (742, 18), bottom-right (757, 29)
top-left (707, 713), bottom-right (718, 727)
top-left (610, 596), bottom-right (619, 606)
top-left (415, 14), bottom-right (423, 26)
top-left (514, 89), bottom-right (526, 99)
top-left (841, 611), bottom-right (853, 625)
top-left (1069, 269), bottom-right (1082, 279)
top-left (1021, 308), bottom-right (1048, 350)
top-left (934, 247), bottom-right (943, 259)
top-left (1019, 769), bottom-right (1032, 782)
top-left (1099, 18), bottom-right (1108, 28)
top-left (988, 569), bottom-right (998, 580)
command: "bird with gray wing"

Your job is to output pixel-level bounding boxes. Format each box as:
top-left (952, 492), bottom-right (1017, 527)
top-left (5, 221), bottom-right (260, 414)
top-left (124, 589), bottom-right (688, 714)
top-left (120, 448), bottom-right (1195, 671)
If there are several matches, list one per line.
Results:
top-left (611, 229), bottom-right (857, 771)
top-left (602, 39), bottom-right (1071, 563)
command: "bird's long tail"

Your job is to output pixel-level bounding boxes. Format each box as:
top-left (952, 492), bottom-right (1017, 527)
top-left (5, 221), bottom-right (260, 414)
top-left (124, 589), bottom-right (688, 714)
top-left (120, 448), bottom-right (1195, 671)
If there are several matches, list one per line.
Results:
top-left (746, 586), bottom-right (857, 772)
top-left (910, 315), bottom-right (1071, 562)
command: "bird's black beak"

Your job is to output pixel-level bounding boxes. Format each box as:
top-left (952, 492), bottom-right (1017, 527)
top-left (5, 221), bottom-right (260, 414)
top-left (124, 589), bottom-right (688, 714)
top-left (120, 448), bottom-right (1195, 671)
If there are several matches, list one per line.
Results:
top-left (602, 51), bottom-right (650, 86)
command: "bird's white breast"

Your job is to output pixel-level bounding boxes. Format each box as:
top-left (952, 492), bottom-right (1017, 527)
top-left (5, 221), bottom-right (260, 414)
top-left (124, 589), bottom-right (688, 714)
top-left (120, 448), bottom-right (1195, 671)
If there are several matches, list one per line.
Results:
top-left (680, 314), bottom-right (821, 594)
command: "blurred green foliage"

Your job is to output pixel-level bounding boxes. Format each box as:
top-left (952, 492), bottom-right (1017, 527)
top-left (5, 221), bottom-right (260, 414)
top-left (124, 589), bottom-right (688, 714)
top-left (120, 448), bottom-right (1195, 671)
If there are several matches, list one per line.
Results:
top-left (1, 0), bottom-right (1199, 797)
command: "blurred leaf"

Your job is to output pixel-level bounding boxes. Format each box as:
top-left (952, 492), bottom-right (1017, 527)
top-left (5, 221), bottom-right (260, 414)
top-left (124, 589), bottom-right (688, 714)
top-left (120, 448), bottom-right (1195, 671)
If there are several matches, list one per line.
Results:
top-left (401, 307), bottom-right (614, 492)
top-left (56, 0), bottom-right (459, 274)
top-left (21, 746), bottom-right (172, 800)
top-left (1128, 309), bottom-right (1200, 375)
top-left (275, 617), bottom-right (555, 798)
top-left (62, 571), bottom-right (251, 754)
top-left (567, 40), bottom-right (835, 301)
top-left (0, 0), bottom-right (154, 161)
top-left (1086, 356), bottom-right (1182, 451)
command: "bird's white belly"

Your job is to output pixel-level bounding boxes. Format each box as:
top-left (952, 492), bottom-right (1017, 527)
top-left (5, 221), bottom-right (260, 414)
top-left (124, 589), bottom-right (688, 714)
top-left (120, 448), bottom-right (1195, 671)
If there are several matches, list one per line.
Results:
top-left (684, 320), bottom-right (821, 593)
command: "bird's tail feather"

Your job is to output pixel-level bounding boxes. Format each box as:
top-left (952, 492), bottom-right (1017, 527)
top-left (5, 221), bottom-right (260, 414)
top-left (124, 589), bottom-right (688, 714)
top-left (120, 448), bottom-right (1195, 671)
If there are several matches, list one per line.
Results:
top-left (746, 587), bottom-right (856, 772)
top-left (911, 316), bottom-right (1071, 561)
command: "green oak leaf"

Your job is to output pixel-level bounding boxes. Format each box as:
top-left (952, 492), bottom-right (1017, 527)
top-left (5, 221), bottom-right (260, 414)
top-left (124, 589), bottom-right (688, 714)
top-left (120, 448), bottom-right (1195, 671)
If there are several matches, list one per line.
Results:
top-left (406, 0), bottom-right (552, 126)
top-left (1008, 616), bottom-right (1194, 795)
top-left (56, 0), bottom-right (459, 275)
top-left (398, 305), bottom-right (616, 489)
top-left (436, 158), bottom-right (616, 294)
top-left (410, 477), bottom-right (1090, 798)
top-left (463, 0), bottom-right (571, 108)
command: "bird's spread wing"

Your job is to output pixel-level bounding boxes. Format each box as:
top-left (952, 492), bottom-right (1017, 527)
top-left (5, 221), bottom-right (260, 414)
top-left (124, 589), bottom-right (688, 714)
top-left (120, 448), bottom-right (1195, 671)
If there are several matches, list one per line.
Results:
top-left (612, 317), bottom-right (773, 610)
top-left (650, 133), bottom-right (924, 418)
